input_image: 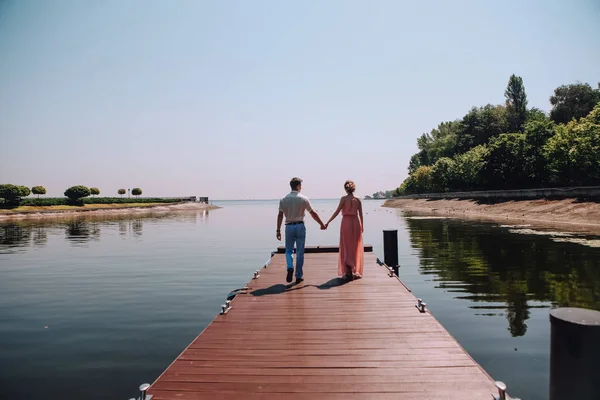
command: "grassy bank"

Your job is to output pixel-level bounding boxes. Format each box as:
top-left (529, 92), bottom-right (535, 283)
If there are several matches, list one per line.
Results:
top-left (0, 202), bottom-right (219, 221)
top-left (0, 202), bottom-right (170, 214)
top-left (11, 197), bottom-right (191, 207)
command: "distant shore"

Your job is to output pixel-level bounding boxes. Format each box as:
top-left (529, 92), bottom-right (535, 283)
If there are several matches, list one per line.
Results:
top-left (383, 197), bottom-right (600, 234)
top-left (0, 202), bottom-right (220, 221)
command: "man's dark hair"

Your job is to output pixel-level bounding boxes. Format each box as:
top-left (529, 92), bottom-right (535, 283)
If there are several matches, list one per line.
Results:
top-left (290, 177), bottom-right (303, 190)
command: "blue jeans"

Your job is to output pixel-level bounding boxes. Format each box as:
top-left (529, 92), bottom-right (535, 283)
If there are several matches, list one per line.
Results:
top-left (285, 223), bottom-right (306, 279)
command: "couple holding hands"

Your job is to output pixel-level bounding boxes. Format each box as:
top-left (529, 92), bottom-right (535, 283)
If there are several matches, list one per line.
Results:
top-left (276, 177), bottom-right (364, 284)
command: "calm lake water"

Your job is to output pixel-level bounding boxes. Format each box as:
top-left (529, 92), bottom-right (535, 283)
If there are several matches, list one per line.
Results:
top-left (1, 199), bottom-right (599, 400)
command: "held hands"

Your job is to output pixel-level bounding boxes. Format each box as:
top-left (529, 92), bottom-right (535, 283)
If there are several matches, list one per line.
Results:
top-left (320, 223), bottom-right (327, 230)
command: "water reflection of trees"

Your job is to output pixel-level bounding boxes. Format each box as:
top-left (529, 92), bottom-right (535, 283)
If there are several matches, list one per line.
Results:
top-left (132, 219), bottom-right (143, 236)
top-left (404, 217), bottom-right (600, 337)
top-left (0, 224), bottom-right (33, 252)
top-left (0, 209), bottom-right (209, 250)
top-left (117, 219), bottom-right (144, 237)
top-left (65, 221), bottom-right (101, 244)
top-left (32, 226), bottom-right (47, 247)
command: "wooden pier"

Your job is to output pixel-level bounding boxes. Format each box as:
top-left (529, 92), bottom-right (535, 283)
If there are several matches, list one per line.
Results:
top-left (147, 246), bottom-right (502, 399)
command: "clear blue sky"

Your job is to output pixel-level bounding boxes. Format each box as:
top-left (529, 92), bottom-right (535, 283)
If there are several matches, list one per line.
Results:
top-left (1, 0), bottom-right (599, 199)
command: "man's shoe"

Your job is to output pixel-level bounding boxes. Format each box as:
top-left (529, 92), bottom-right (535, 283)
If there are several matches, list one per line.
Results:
top-left (295, 277), bottom-right (304, 284)
top-left (286, 269), bottom-right (294, 283)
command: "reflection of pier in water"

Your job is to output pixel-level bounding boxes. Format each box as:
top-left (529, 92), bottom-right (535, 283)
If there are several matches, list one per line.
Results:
top-left (404, 216), bottom-right (600, 337)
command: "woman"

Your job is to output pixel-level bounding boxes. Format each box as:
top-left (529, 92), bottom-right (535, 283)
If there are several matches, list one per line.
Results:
top-left (325, 180), bottom-right (364, 280)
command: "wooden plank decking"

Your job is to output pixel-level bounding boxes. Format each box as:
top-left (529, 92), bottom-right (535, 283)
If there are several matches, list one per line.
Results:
top-left (148, 248), bottom-right (500, 399)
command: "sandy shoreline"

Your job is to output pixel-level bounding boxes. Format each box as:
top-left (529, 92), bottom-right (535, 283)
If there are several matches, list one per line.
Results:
top-left (383, 198), bottom-right (600, 234)
top-left (0, 202), bottom-right (220, 221)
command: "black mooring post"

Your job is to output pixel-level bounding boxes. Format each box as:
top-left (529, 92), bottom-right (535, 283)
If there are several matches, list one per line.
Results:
top-left (549, 307), bottom-right (600, 400)
top-left (383, 230), bottom-right (399, 274)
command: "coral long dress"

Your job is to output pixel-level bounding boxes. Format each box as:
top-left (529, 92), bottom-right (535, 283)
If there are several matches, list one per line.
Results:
top-left (338, 197), bottom-right (364, 278)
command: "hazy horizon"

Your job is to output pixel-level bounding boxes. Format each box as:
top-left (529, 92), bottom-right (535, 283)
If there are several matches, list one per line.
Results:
top-left (1, 0), bottom-right (599, 199)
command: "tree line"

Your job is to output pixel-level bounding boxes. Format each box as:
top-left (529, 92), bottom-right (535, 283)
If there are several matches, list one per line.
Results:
top-left (364, 191), bottom-right (394, 200)
top-left (0, 184), bottom-right (144, 206)
top-left (394, 78), bottom-right (600, 195)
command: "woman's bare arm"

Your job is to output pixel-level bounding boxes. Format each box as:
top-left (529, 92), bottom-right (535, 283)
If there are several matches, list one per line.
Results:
top-left (357, 198), bottom-right (364, 232)
top-left (325, 197), bottom-right (344, 227)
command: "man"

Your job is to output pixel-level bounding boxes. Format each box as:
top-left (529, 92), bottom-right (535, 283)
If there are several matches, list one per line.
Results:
top-left (277, 177), bottom-right (326, 284)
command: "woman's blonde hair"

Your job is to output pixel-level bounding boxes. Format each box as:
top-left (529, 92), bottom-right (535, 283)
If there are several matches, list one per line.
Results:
top-left (344, 180), bottom-right (356, 194)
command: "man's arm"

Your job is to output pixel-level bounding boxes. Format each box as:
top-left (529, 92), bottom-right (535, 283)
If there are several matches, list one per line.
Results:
top-left (304, 197), bottom-right (325, 229)
top-left (309, 210), bottom-right (326, 229)
top-left (276, 211), bottom-right (283, 240)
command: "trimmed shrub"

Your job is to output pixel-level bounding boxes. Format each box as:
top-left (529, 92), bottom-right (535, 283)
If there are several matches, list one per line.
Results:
top-left (131, 188), bottom-right (142, 197)
top-left (64, 185), bottom-right (91, 205)
top-left (18, 186), bottom-right (31, 197)
top-left (0, 184), bottom-right (24, 205)
top-left (32, 186), bottom-right (47, 198)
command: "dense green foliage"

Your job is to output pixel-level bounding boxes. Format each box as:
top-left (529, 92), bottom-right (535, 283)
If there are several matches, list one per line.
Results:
top-left (64, 185), bottom-right (91, 203)
top-left (505, 74), bottom-right (528, 133)
top-left (118, 188), bottom-right (126, 196)
top-left (20, 197), bottom-right (188, 206)
top-left (31, 186), bottom-right (47, 197)
top-left (364, 191), bottom-right (394, 199)
top-left (395, 77), bottom-right (600, 195)
top-left (2, 183), bottom-right (189, 208)
top-left (550, 83), bottom-right (600, 124)
top-left (0, 184), bottom-right (31, 205)
top-left (19, 186), bottom-right (31, 197)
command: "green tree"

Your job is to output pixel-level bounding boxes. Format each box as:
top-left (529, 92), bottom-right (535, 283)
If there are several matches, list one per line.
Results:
top-left (394, 180), bottom-right (410, 196)
top-left (64, 185), bottom-right (91, 205)
top-left (524, 114), bottom-right (556, 184)
top-left (545, 104), bottom-right (600, 185)
top-left (0, 184), bottom-right (25, 205)
top-left (431, 157), bottom-right (457, 192)
top-left (550, 82), bottom-right (600, 124)
top-left (31, 186), bottom-right (47, 198)
top-left (526, 107), bottom-right (547, 123)
top-left (131, 188), bottom-right (142, 197)
top-left (90, 187), bottom-right (100, 197)
top-left (118, 188), bottom-right (126, 197)
top-left (408, 154), bottom-right (423, 174)
top-left (18, 186), bottom-right (31, 198)
top-left (406, 166), bottom-right (433, 194)
top-left (427, 121), bottom-right (461, 161)
top-left (453, 145), bottom-right (489, 190)
top-left (505, 74), bottom-right (528, 133)
top-left (484, 133), bottom-right (529, 189)
top-left (456, 105), bottom-right (509, 153)
top-left (409, 121), bottom-right (462, 174)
